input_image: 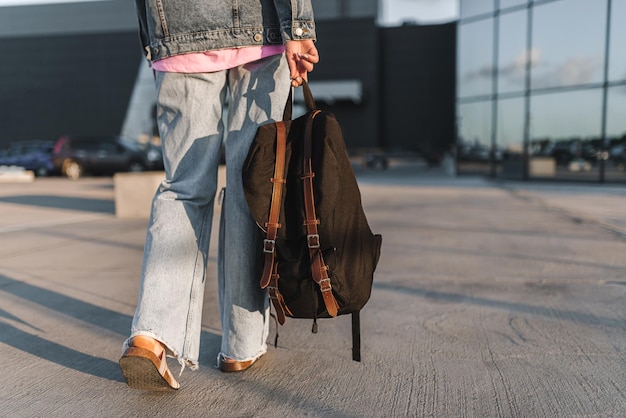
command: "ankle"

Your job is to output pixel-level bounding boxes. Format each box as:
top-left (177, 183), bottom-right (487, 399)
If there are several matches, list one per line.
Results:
top-left (131, 335), bottom-right (164, 355)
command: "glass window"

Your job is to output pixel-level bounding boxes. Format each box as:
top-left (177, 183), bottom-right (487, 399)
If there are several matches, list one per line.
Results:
top-left (531, 0), bottom-right (607, 90)
top-left (458, 19), bottom-right (494, 98)
top-left (605, 85), bottom-right (626, 181)
top-left (457, 100), bottom-right (492, 173)
top-left (497, 10), bottom-right (528, 94)
top-left (497, 97), bottom-right (525, 157)
top-left (606, 85), bottom-right (626, 139)
top-left (500, 0), bottom-right (527, 11)
top-left (529, 89), bottom-right (603, 180)
top-left (347, 0), bottom-right (377, 18)
top-left (609, 0), bottom-right (626, 82)
top-left (496, 97), bottom-right (526, 178)
top-left (460, 0), bottom-right (494, 19)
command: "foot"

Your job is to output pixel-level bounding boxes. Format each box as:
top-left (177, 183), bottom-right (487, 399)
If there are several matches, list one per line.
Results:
top-left (119, 335), bottom-right (180, 390)
top-left (218, 353), bottom-right (261, 373)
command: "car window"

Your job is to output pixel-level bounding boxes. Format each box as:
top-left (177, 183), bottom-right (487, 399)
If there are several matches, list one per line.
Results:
top-left (73, 141), bottom-right (100, 151)
top-left (99, 142), bottom-right (118, 153)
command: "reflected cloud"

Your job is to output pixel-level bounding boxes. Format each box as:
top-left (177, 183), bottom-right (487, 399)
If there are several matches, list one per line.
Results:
top-left (462, 64), bottom-right (496, 82)
top-left (532, 55), bottom-right (602, 88)
top-left (462, 48), bottom-right (539, 87)
top-left (462, 47), bottom-right (602, 90)
top-left (497, 48), bottom-right (540, 88)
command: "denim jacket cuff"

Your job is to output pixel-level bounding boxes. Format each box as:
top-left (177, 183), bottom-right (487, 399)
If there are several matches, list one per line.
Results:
top-left (281, 20), bottom-right (316, 42)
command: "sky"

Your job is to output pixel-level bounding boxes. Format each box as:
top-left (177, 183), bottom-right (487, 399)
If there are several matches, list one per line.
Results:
top-left (0, 0), bottom-right (459, 25)
top-left (381, 0), bottom-right (458, 25)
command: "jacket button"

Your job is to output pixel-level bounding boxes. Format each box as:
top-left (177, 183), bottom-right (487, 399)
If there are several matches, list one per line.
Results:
top-left (253, 33), bottom-right (263, 42)
top-left (294, 27), bottom-right (303, 37)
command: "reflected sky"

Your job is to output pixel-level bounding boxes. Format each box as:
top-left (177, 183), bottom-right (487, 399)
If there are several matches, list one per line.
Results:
top-left (609, 0), bottom-right (626, 82)
top-left (460, 0), bottom-right (494, 18)
top-left (459, 0), bottom-right (626, 93)
top-left (499, 0), bottom-right (527, 10)
top-left (531, 89), bottom-right (603, 139)
top-left (497, 97), bottom-right (525, 152)
top-left (607, 86), bottom-right (626, 138)
top-left (458, 18), bottom-right (493, 97)
top-left (498, 9), bottom-right (527, 94)
top-left (531, 0), bottom-right (606, 89)
top-left (458, 0), bottom-right (626, 143)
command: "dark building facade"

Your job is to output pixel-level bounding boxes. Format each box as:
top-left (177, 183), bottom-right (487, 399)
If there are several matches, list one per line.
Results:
top-left (0, 1), bottom-right (457, 165)
top-left (0, 1), bottom-right (141, 145)
top-left (380, 22), bottom-right (457, 162)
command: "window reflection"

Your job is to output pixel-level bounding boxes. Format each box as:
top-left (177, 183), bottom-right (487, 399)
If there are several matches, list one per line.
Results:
top-left (609, 0), bottom-right (626, 82)
top-left (498, 10), bottom-right (527, 94)
top-left (497, 97), bottom-right (525, 157)
top-left (457, 101), bottom-right (492, 173)
top-left (497, 97), bottom-right (525, 178)
top-left (460, 0), bottom-right (494, 19)
top-left (500, 0), bottom-right (527, 10)
top-left (530, 89), bottom-right (602, 179)
top-left (531, 0), bottom-right (607, 90)
top-left (458, 19), bottom-right (494, 98)
top-left (605, 86), bottom-right (626, 180)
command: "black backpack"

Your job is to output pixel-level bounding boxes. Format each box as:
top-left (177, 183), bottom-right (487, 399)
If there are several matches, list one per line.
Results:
top-left (242, 82), bottom-right (382, 361)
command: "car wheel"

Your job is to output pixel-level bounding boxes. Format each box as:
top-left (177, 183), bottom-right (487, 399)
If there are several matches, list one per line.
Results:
top-left (35, 166), bottom-right (49, 177)
top-left (365, 155), bottom-right (388, 171)
top-left (63, 160), bottom-right (82, 180)
top-left (128, 161), bottom-right (144, 173)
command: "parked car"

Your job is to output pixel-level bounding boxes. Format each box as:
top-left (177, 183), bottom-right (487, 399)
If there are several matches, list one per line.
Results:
top-left (0, 140), bottom-right (55, 176)
top-left (142, 141), bottom-right (165, 171)
top-left (541, 140), bottom-right (598, 166)
top-left (609, 144), bottom-right (625, 171)
top-left (52, 135), bottom-right (161, 180)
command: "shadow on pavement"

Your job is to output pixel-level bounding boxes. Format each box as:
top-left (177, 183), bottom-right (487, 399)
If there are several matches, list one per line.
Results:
top-left (374, 281), bottom-right (625, 329)
top-left (0, 274), bottom-right (223, 377)
top-left (0, 195), bottom-right (115, 214)
top-left (0, 275), bottom-right (130, 336)
top-left (0, 321), bottom-right (125, 382)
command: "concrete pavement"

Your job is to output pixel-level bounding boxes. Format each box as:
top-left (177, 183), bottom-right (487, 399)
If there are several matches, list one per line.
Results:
top-left (0, 168), bottom-right (625, 417)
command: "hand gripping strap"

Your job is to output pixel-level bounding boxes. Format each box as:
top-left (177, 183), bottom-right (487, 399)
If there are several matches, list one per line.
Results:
top-left (260, 121), bottom-right (287, 289)
top-left (302, 111), bottom-right (340, 317)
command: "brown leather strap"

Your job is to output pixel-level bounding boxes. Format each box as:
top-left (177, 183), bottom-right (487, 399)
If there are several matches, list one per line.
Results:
top-left (302, 110), bottom-right (339, 317)
top-left (267, 267), bottom-right (292, 325)
top-left (260, 122), bottom-right (287, 289)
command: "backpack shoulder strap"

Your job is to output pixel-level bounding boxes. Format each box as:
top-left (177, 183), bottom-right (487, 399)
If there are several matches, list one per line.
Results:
top-left (260, 121), bottom-right (290, 324)
top-left (302, 110), bottom-right (339, 318)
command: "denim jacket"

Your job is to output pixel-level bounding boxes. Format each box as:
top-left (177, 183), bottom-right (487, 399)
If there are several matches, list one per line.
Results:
top-left (134, 0), bottom-right (316, 62)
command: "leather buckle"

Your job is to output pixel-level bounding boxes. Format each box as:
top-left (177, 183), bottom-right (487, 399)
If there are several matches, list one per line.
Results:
top-left (307, 234), bottom-right (320, 248)
top-left (319, 278), bottom-right (332, 292)
top-left (267, 285), bottom-right (279, 298)
top-left (263, 239), bottom-right (275, 253)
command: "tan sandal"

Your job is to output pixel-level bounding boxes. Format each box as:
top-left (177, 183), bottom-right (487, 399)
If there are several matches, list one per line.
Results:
top-left (119, 336), bottom-right (180, 390)
top-left (218, 353), bottom-right (260, 373)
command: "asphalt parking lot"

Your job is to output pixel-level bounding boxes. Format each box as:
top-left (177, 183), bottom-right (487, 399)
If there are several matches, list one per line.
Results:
top-left (0, 169), bottom-right (625, 417)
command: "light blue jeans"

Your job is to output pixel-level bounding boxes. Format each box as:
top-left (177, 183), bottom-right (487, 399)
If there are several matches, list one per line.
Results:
top-left (125, 54), bottom-right (291, 371)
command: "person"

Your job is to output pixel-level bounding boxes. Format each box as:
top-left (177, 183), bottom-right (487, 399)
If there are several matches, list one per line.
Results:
top-left (119, 0), bottom-right (319, 390)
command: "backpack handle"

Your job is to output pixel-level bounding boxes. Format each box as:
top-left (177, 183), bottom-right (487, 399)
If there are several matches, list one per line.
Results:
top-left (301, 80), bottom-right (317, 112)
top-left (282, 80), bottom-right (317, 121)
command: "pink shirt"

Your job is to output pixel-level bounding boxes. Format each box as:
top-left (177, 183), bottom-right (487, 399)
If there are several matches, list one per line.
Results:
top-left (152, 45), bottom-right (285, 73)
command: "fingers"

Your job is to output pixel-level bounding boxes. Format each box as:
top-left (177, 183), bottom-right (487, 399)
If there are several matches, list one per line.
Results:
top-left (285, 40), bottom-right (319, 87)
top-left (291, 76), bottom-right (303, 88)
top-left (289, 54), bottom-right (314, 87)
top-left (286, 56), bottom-right (299, 86)
top-left (297, 54), bottom-right (315, 72)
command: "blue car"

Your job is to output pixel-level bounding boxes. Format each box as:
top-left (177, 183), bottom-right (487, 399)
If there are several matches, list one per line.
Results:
top-left (0, 140), bottom-right (55, 176)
